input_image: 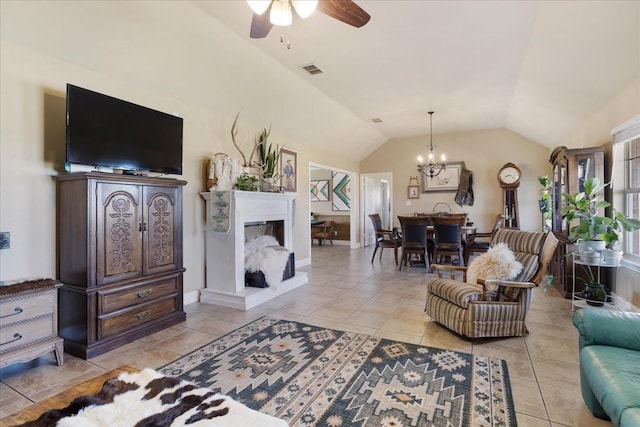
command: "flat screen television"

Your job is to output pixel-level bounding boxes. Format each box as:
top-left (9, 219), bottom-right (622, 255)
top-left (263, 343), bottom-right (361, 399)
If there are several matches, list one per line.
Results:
top-left (65, 84), bottom-right (183, 175)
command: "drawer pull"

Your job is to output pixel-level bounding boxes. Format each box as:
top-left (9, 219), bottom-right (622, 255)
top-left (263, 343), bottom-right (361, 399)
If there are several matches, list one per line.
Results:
top-left (137, 289), bottom-right (152, 298)
top-left (0, 307), bottom-right (24, 319)
top-left (2, 332), bottom-right (23, 346)
top-left (136, 311), bottom-right (150, 320)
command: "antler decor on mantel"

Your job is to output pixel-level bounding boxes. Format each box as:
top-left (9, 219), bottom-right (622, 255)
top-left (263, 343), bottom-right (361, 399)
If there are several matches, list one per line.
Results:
top-left (230, 110), bottom-right (261, 169)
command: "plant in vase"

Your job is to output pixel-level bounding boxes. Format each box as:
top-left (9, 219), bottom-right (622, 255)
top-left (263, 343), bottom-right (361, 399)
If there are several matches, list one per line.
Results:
top-left (257, 127), bottom-right (283, 192)
top-left (562, 177), bottom-right (640, 258)
top-left (234, 173), bottom-right (259, 192)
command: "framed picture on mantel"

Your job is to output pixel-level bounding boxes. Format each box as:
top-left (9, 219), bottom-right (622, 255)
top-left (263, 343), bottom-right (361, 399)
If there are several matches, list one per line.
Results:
top-left (280, 149), bottom-right (297, 192)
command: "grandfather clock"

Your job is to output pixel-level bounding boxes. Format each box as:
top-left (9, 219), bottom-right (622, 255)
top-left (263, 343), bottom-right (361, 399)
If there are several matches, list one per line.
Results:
top-left (497, 163), bottom-right (521, 229)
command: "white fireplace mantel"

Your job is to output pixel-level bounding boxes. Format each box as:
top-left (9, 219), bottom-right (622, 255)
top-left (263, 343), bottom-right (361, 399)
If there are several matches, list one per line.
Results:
top-left (200, 191), bottom-right (308, 310)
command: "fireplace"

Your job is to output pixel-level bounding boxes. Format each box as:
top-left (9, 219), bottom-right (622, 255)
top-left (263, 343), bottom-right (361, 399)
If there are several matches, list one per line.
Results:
top-left (200, 191), bottom-right (308, 309)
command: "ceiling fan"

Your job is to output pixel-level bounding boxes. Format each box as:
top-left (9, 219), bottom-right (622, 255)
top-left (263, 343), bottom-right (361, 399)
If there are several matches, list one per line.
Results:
top-left (247, 0), bottom-right (371, 39)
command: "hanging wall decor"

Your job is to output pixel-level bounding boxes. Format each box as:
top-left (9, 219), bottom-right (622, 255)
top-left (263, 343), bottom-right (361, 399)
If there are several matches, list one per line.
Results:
top-left (310, 180), bottom-right (330, 202)
top-left (332, 171), bottom-right (351, 211)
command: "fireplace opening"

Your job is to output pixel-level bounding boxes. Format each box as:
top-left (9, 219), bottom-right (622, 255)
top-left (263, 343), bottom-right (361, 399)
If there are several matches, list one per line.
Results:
top-left (244, 220), bottom-right (285, 245)
top-left (244, 220), bottom-right (294, 288)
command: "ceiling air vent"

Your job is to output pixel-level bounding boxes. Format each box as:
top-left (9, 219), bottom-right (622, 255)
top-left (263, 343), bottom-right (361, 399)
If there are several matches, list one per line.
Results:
top-left (371, 118), bottom-right (383, 123)
top-left (300, 63), bottom-right (323, 75)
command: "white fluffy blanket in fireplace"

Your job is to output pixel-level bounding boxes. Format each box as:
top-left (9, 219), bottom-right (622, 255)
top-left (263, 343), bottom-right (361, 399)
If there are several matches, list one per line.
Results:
top-left (245, 235), bottom-right (290, 288)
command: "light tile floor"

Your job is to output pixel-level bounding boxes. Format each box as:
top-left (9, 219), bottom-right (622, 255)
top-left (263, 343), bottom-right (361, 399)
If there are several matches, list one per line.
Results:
top-left (0, 245), bottom-right (613, 426)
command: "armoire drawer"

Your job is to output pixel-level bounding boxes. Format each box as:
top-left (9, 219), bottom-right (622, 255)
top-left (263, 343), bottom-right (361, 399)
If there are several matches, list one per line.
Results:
top-left (98, 297), bottom-right (178, 339)
top-left (98, 278), bottom-right (179, 314)
top-left (0, 291), bottom-right (56, 327)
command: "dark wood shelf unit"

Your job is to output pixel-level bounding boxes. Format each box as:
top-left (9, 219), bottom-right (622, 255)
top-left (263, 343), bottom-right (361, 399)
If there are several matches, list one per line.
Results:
top-left (548, 146), bottom-right (605, 297)
top-left (56, 173), bottom-right (187, 359)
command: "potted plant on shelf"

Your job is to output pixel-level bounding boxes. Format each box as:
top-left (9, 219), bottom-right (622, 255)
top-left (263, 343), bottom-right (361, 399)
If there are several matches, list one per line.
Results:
top-left (562, 176), bottom-right (640, 263)
top-left (257, 127), bottom-right (283, 192)
top-left (234, 173), bottom-right (259, 191)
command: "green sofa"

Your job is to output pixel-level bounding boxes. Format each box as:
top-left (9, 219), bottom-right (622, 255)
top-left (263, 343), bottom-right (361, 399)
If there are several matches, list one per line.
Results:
top-left (572, 309), bottom-right (640, 427)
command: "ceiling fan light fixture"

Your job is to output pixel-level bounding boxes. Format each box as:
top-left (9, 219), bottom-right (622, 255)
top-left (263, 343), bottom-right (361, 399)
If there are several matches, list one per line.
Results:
top-left (247, 0), bottom-right (271, 15)
top-left (291, 0), bottom-right (318, 18)
top-left (270, 0), bottom-right (293, 26)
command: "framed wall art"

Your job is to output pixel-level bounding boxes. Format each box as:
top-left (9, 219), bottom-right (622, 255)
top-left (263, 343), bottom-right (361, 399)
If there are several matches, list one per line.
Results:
top-left (332, 171), bottom-right (351, 211)
top-left (310, 180), bottom-right (330, 202)
top-left (408, 185), bottom-right (420, 199)
top-left (421, 162), bottom-right (463, 192)
top-left (279, 149), bottom-right (297, 192)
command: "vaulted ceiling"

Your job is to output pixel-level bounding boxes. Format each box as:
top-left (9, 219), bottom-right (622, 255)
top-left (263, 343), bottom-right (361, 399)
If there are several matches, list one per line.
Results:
top-left (198, 1), bottom-right (639, 150)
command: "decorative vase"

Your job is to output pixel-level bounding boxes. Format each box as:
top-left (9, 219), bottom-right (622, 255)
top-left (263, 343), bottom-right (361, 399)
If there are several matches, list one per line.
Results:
top-left (600, 249), bottom-right (623, 267)
top-left (578, 240), bottom-right (606, 254)
top-left (582, 282), bottom-right (607, 306)
top-left (260, 176), bottom-right (281, 192)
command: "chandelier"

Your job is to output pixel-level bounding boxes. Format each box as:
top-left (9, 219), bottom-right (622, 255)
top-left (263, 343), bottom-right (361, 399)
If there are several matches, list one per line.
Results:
top-left (247, 0), bottom-right (318, 27)
top-left (417, 111), bottom-right (446, 179)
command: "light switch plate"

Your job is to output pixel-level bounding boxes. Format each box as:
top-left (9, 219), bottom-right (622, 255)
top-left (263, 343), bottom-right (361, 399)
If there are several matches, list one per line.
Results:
top-left (0, 232), bottom-right (10, 249)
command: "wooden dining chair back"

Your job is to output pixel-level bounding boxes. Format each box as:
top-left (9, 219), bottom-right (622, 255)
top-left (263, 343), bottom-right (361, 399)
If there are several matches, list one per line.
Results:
top-left (311, 221), bottom-right (335, 246)
top-left (463, 213), bottom-right (505, 265)
top-left (431, 214), bottom-right (467, 266)
top-left (397, 216), bottom-right (431, 271)
top-left (368, 214), bottom-right (401, 264)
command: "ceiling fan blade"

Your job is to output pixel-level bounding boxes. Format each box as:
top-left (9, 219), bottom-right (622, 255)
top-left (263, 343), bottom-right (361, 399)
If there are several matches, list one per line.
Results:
top-left (250, 7), bottom-right (273, 38)
top-left (317, 0), bottom-right (371, 28)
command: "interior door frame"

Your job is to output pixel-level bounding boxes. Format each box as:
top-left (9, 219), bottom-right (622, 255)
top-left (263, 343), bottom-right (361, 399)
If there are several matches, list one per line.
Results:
top-left (309, 162), bottom-right (359, 251)
top-left (361, 172), bottom-right (393, 248)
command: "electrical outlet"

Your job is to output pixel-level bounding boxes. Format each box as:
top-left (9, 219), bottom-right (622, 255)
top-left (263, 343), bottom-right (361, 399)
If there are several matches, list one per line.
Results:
top-left (0, 232), bottom-right (9, 250)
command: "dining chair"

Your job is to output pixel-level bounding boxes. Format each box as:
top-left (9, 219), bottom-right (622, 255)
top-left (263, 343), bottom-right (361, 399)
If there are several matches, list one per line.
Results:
top-left (398, 216), bottom-right (432, 272)
top-left (463, 213), bottom-right (505, 265)
top-left (311, 221), bottom-right (335, 246)
top-left (431, 214), bottom-right (467, 266)
top-left (368, 214), bottom-right (401, 264)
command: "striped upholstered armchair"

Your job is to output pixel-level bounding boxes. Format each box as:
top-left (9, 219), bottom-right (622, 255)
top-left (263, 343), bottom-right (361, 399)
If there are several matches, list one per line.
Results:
top-left (425, 229), bottom-right (558, 339)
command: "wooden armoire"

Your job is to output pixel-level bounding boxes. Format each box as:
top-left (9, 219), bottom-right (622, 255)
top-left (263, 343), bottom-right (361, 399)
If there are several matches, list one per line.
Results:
top-left (56, 173), bottom-right (186, 359)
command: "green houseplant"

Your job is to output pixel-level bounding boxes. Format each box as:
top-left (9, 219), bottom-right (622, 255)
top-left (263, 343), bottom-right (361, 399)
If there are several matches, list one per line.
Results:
top-left (256, 127), bottom-right (283, 191)
top-left (562, 176), bottom-right (640, 252)
top-left (234, 173), bottom-right (259, 191)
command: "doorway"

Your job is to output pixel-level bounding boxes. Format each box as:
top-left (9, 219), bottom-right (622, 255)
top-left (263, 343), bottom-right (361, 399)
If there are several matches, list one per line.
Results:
top-left (309, 163), bottom-right (359, 251)
top-left (361, 173), bottom-right (393, 247)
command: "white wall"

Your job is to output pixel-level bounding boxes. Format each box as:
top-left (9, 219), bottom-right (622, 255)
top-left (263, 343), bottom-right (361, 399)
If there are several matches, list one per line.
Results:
top-left (0, 2), bottom-right (366, 291)
top-left (360, 128), bottom-right (551, 233)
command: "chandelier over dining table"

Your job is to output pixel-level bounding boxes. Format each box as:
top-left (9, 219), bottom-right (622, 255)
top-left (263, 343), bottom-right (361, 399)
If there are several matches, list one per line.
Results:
top-left (417, 111), bottom-right (447, 179)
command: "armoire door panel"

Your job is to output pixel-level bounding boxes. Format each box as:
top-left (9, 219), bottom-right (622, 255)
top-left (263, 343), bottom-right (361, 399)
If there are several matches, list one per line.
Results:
top-left (143, 186), bottom-right (180, 275)
top-left (96, 183), bottom-right (143, 285)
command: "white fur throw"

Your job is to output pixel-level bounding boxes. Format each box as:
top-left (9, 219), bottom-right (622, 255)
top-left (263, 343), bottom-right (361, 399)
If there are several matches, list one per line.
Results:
top-left (245, 235), bottom-right (290, 288)
top-left (466, 243), bottom-right (523, 286)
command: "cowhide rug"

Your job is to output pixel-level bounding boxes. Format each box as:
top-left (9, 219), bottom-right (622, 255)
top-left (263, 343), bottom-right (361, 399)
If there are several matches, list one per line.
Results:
top-left (19, 368), bottom-right (288, 427)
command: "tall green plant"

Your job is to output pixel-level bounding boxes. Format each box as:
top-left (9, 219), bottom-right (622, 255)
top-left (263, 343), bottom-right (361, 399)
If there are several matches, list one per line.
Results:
top-left (562, 177), bottom-right (640, 248)
top-left (257, 127), bottom-right (281, 178)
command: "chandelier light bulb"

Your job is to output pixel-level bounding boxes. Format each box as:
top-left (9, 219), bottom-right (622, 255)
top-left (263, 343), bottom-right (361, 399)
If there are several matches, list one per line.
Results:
top-left (417, 155), bottom-right (424, 163)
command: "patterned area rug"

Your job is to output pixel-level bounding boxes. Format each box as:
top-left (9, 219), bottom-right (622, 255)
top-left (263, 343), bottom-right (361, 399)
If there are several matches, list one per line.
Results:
top-left (160, 317), bottom-right (516, 427)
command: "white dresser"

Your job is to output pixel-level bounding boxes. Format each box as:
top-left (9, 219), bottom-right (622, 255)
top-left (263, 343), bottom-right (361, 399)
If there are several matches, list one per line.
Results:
top-left (0, 278), bottom-right (64, 368)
